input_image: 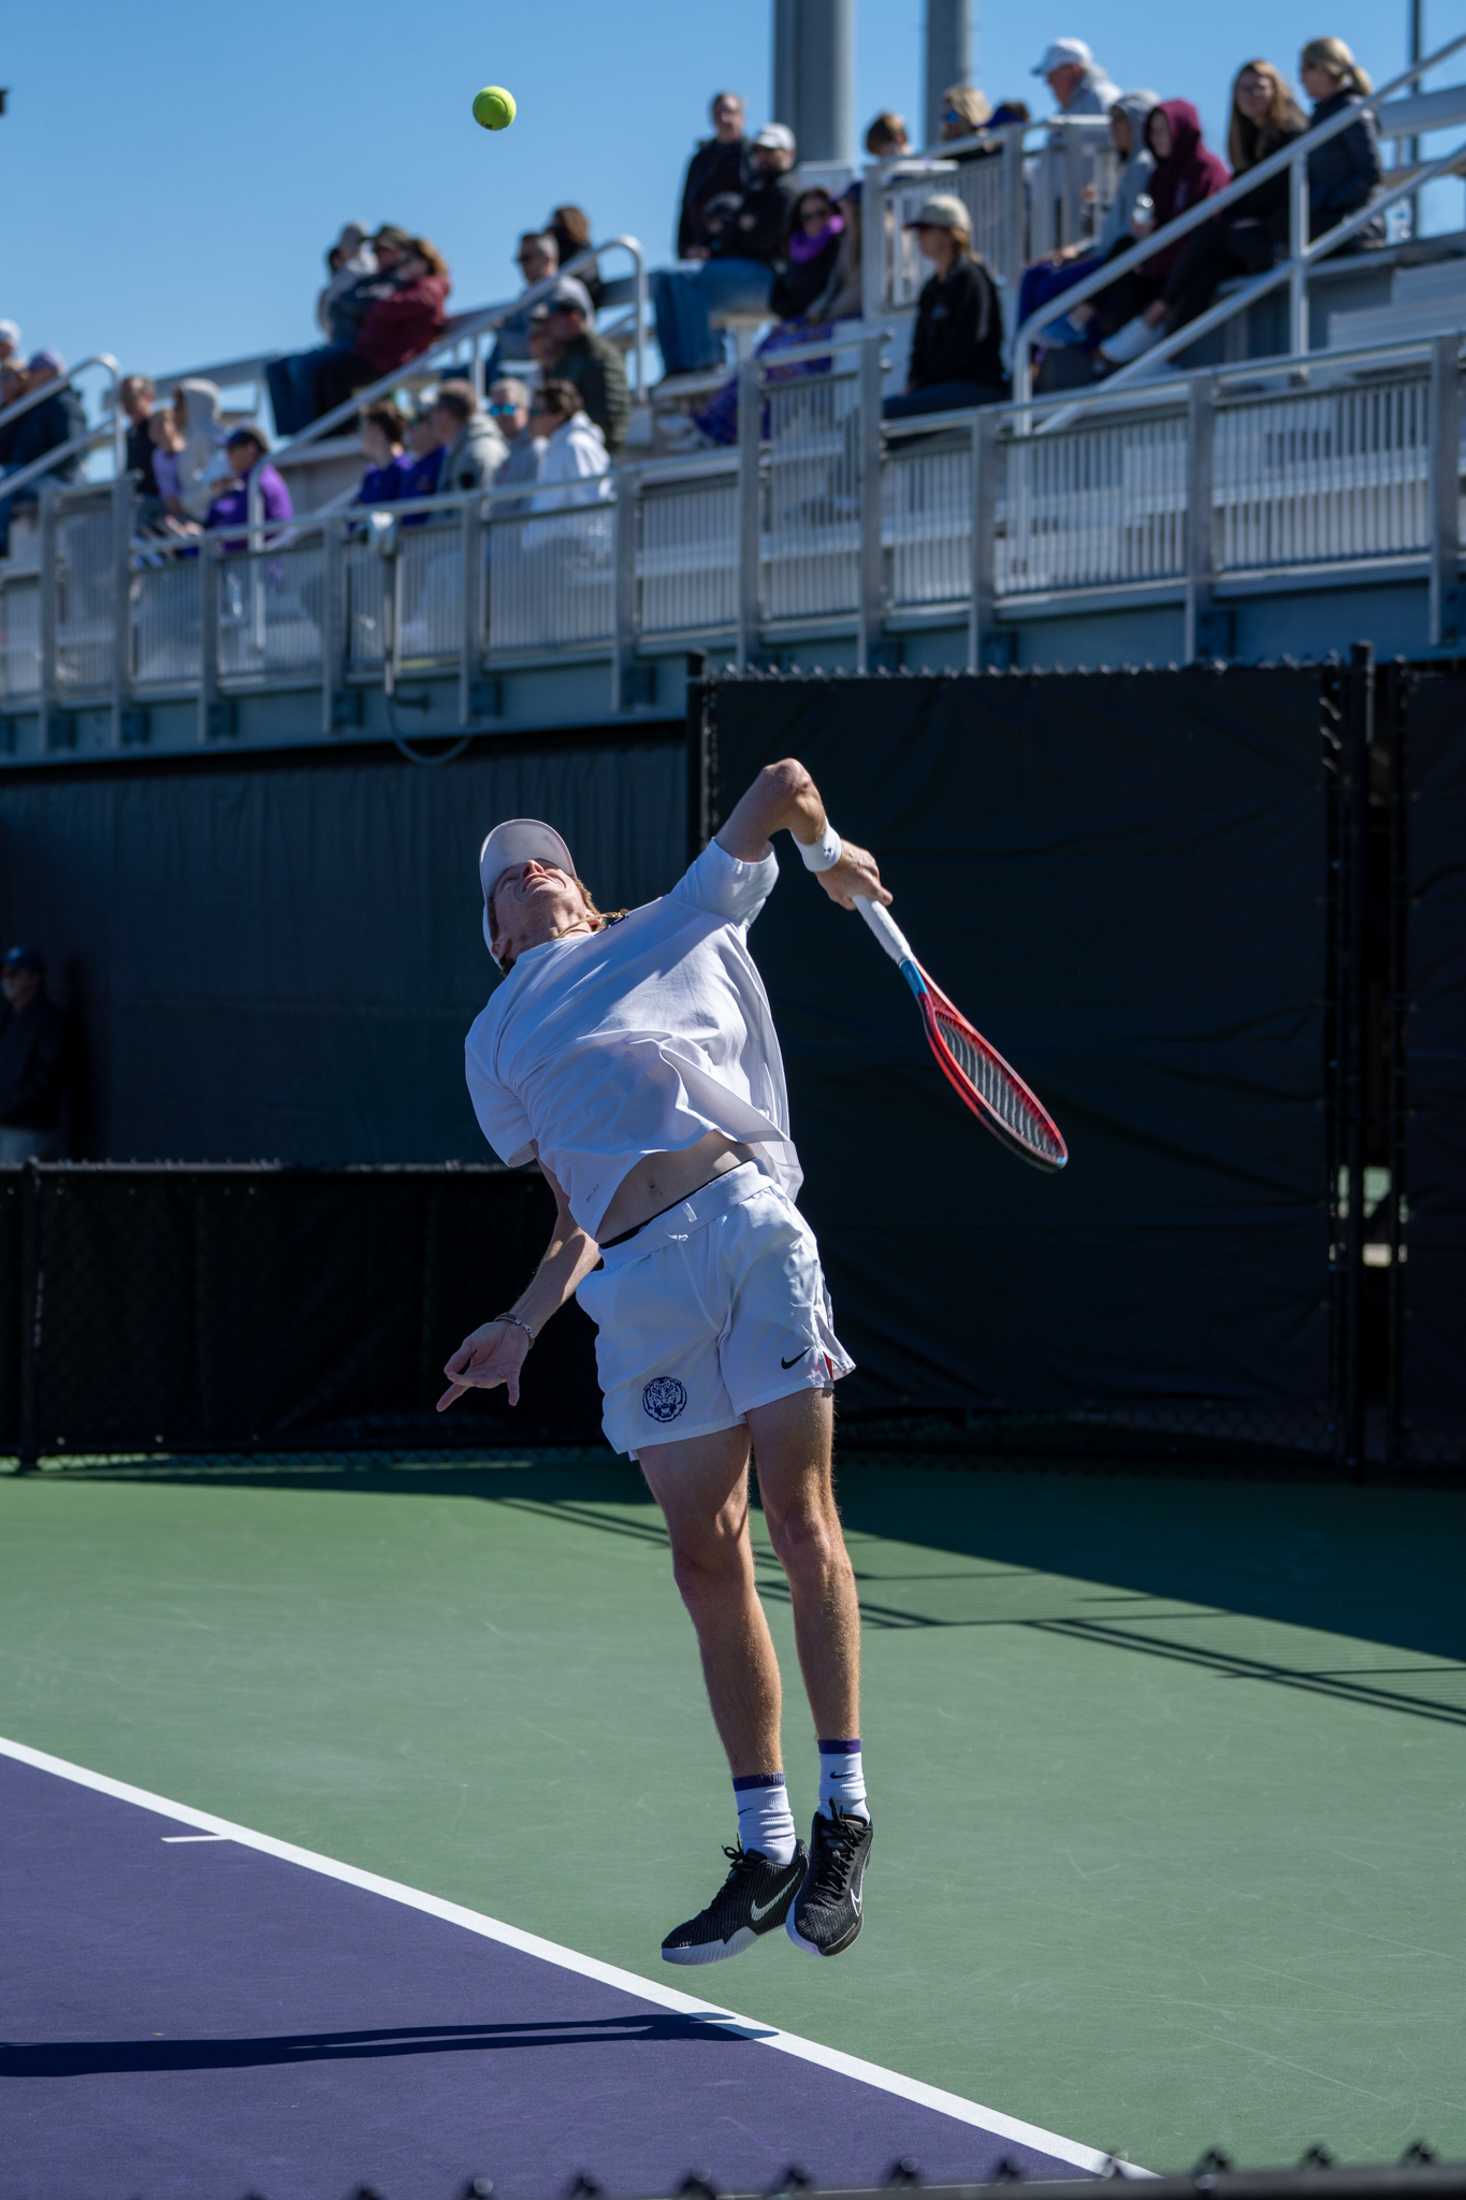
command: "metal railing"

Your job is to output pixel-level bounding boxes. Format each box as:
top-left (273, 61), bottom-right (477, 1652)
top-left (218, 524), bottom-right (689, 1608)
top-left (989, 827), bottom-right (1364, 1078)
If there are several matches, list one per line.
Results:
top-left (0, 322), bottom-right (1461, 753)
top-left (0, 354), bottom-right (126, 514)
top-left (1011, 31), bottom-right (1466, 412)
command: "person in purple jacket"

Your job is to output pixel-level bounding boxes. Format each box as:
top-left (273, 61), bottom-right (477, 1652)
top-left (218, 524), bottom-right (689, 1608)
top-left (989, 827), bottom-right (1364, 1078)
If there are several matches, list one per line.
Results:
top-left (204, 427), bottom-right (294, 552)
top-left (354, 401), bottom-right (415, 506)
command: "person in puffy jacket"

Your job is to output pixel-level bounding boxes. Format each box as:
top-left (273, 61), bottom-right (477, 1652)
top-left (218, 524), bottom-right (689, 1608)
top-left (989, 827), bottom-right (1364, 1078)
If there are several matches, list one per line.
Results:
top-left (428, 380), bottom-right (507, 497)
top-left (1300, 36), bottom-right (1384, 248)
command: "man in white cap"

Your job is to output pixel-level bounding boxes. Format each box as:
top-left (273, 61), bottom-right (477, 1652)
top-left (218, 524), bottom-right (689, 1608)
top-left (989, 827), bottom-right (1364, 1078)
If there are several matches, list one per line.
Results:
top-left (651, 121), bottom-right (801, 376)
top-left (444, 761), bottom-right (887, 1964)
top-left (1032, 36), bottom-right (1119, 118)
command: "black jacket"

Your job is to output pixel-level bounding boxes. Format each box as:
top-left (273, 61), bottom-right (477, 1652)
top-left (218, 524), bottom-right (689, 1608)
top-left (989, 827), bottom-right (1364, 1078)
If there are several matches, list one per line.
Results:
top-left (557, 330), bottom-right (630, 456)
top-left (770, 229), bottom-right (843, 322)
top-left (126, 415), bottom-right (159, 497)
top-left (908, 258), bottom-right (1008, 397)
top-left (1306, 90), bottom-right (1384, 245)
top-left (8, 387), bottom-right (87, 481)
top-left (0, 995), bottom-right (68, 1130)
top-left (713, 169), bottom-right (801, 269)
top-left (676, 137), bottom-right (748, 257)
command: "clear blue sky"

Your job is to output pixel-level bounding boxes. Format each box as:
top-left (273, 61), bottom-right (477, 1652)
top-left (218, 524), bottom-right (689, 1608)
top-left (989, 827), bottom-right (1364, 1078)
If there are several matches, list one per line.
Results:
top-left (0, 0), bottom-right (1442, 382)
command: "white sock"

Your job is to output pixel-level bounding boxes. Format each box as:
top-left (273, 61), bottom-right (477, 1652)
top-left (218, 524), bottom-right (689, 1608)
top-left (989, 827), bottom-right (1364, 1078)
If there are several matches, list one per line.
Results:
top-left (817, 1737), bottom-right (869, 1820)
top-left (733, 1773), bottom-right (797, 1864)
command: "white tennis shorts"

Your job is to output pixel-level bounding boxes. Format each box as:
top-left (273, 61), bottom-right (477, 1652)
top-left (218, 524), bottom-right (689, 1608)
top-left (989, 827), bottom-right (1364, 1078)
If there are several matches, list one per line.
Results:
top-left (576, 1163), bottom-right (854, 1457)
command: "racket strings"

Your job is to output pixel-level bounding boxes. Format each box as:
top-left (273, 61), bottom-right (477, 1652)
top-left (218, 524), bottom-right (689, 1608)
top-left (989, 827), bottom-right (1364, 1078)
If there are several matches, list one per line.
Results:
top-left (935, 1007), bottom-right (1066, 1164)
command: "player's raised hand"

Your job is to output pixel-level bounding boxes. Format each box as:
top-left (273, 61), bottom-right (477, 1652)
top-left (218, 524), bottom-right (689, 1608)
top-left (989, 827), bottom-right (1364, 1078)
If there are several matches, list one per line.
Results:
top-left (437, 1318), bottom-right (532, 1412)
top-left (818, 840), bottom-right (893, 913)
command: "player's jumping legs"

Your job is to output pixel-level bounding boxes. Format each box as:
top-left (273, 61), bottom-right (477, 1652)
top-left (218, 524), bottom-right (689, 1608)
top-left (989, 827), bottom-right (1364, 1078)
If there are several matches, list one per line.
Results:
top-left (642, 1425), bottom-right (808, 1963)
top-left (749, 1385), bottom-right (873, 1958)
top-left (747, 1387), bottom-right (859, 1739)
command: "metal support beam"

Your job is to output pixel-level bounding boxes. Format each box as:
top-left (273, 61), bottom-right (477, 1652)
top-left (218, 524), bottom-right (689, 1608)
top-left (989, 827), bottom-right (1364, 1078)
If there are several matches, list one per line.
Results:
top-left (856, 338), bottom-right (884, 671)
top-left (924, 0), bottom-right (972, 150)
top-left (1184, 373), bottom-right (1226, 661)
top-left (735, 362), bottom-right (761, 669)
top-left (773, 0), bottom-right (854, 163)
top-left (1427, 330), bottom-right (1463, 649)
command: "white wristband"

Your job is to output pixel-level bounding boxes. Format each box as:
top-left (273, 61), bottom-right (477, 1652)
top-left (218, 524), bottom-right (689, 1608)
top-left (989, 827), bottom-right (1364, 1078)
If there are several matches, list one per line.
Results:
top-left (798, 822), bottom-right (843, 873)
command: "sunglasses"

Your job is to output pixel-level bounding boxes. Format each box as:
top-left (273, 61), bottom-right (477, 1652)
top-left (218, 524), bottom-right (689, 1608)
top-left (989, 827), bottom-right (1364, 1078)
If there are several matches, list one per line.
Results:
top-left (488, 401), bottom-right (518, 416)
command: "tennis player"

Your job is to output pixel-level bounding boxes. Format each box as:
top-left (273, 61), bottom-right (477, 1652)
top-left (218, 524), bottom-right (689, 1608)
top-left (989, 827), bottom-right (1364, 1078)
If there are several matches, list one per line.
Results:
top-left (442, 758), bottom-right (889, 1964)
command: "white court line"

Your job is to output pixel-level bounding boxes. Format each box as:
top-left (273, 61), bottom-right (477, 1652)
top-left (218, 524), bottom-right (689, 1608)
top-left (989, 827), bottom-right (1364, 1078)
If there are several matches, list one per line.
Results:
top-left (161, 1833), bottom-right (228, 1843)
top-left (1, 1732), bottom-right (1149, 2179)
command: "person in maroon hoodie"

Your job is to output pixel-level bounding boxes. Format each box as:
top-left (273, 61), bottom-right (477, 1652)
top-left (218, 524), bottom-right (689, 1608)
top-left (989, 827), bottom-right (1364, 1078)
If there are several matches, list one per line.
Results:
top-left (1092, 99), bottom-right (1230, 370)
top-left (314, 233), bottom-right (452, 416)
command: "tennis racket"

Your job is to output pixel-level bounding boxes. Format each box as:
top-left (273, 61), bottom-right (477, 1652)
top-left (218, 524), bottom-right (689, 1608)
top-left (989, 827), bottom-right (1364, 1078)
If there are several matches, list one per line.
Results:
top-left (856, 897), bottom-right (1068, 1173)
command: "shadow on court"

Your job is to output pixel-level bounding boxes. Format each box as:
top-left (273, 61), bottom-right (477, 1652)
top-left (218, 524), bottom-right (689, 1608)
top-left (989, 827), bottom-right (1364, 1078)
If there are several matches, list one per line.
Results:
top-left (17, 1450), bottom-right (1465, 1701)
top-left (1, 2011), bottom-right (772, 2079)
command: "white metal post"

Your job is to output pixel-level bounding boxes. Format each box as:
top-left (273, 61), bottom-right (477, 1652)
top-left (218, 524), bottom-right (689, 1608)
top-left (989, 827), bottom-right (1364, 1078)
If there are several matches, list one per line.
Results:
top-left (734, 362), bottom-right (761, 669)
top-left (1428, 331), bottom-right (1463, 649)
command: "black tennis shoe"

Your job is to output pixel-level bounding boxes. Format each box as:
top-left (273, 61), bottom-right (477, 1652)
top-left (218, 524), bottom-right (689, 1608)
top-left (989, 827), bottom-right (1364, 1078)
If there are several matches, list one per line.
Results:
top-left (660, 1841), bottom-right (807, 1965)
top-left (786, 1805), bottom-right (873, 1957)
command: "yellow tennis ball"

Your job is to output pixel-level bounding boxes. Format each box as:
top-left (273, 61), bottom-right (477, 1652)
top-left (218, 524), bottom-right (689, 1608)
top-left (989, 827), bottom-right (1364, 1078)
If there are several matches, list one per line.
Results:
top-left (472, 85), bottom-right (516, 131)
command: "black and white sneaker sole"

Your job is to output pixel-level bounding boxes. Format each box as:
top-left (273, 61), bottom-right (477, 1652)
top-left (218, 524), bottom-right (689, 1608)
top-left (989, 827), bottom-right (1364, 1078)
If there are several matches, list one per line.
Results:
top-left (786, 1905), bottom-right (863, 1958)
top-left (660, 1850), bottom-right (806, 1965)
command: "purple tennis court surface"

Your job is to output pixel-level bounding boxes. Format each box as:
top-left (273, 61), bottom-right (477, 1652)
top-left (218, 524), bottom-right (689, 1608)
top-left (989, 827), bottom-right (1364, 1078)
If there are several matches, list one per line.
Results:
top-left (1, 1751), bottom-right (1103, 2200)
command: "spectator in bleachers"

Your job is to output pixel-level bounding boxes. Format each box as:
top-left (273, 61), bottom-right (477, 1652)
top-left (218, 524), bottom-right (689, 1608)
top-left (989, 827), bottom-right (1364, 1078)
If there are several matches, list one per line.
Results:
top-left (0, 322), bottom-right (21, 373)
top-left (692, 179), bottom-right (865, 447)
top-left (524, 379), bottom-right (610, 532)
top-left (1156, 64), bottom-right (1309, 335)
top-left (1091, 101), bottom-right (1231, 368)
top-left (172, 379), bottom-right (228, 520)
top-left (1014, 90), bottom-right (1157, 355)
top-left (1300, 37), bottom-right (1384, 247)
top-left (866, 111), bottom-right (909, 158)
top-left (653, 123), bottom-right (801, 377)
top-left (938, 85), bottom-right (993, 151)
top-left (547, 206), bottom-right (604, 310)
top-left (0, 353), bottom-right (87, 556)
top-left (676, 92), bottom-right (748, 259)
top-left (527, 313), bottom-right (560, 383)
top-left (399, 406), bottom-right (446, 513)
top-left (146, 409), bottom-right (196, 534)
top-left (543, 279), bottom-right (630, 455)
top-left (0, 947), bottom-right (69, 1163)
top-left (355, 401), bottom-right (415, 505)
top-left (487, 377), bottom-right (544, 502)
top-left (771, 187), bottom-right (848, 322)
top-left (885, 194), bottom-right (1008, 416)
top-left (429, 380), bottom-right (508, 496)
top-left (316, 223), bottom-right (377, 339)
top-left (1032, 37), bottom-right (1120, 118)
top-left (486, 233), bottom-right (561, 383)
top-left (319, 233), bottom-right (452, 418)
top-left (120, 374), bottom-right (160, 504)
top-left (204, 426), bottom-right (294, 551)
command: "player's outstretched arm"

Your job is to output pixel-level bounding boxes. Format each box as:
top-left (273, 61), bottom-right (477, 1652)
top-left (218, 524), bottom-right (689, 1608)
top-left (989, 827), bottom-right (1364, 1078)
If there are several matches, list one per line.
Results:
top-left (437, 1161), bottom-right (599, 1412)
top-left (715, 758), bottom-right (892, 912)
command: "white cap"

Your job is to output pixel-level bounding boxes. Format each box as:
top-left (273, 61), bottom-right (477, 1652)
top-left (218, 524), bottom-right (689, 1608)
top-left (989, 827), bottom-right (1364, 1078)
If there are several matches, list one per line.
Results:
top-left (479, 817), bottom-right (577, 962)
top-left (752, 122), bottom-right (796, 153)
top-left (1033, 37), bottom-right (1093, 76)
top-left (0, 320), bottom-right (20, 351)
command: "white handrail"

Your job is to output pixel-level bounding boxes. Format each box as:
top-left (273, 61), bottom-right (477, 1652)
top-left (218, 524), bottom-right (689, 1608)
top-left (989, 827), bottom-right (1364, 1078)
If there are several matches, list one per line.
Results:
top-left (0, 353), bottom-right (125, 490)
top-left (1011, 28), bottom-right (1466, 400)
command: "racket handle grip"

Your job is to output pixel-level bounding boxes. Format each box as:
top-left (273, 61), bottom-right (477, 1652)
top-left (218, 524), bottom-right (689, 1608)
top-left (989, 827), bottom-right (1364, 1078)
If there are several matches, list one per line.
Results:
top-left (856, 895), bottom-right (916, 968)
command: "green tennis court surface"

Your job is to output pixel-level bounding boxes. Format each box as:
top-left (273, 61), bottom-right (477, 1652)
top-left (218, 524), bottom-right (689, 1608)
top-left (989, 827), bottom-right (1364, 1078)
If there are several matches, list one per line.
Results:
top-left (3, 1452), bottom-right (1463, 2170)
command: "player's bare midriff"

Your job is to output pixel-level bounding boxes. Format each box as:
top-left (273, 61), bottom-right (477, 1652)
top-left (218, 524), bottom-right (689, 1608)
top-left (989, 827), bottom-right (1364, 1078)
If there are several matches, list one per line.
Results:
top-left (595, 1130), bottom-right (757, 1245)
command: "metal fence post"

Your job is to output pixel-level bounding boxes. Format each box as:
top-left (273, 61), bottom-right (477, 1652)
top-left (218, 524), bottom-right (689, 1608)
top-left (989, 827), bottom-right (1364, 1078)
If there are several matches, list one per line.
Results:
top-left (735, 361), bottom-right (761, 670)
top-left (198, 534), bottom-right (221, 744)
top-left (38, 488), bottom-right (60, 750)
top-left (320, 517), bottom-right (342, 739)
top-left (857, 336), bottom-right (884, 673)
top-left (16, 1159), bottom-right (41, 1473)
top-left (610, 469), bottom-right (640, 714)
top-left (1184, 373), bottom-right (1220, 661)
top-left (1288, 160), bottom-right (1310, 356)
top-left (459, 494), bottom-right (484, 724)
top-left (970, 410), bottom-right (998, 672)
top-left (109, 475), bottom-right (134, 749)
top-left (1427, 331), bottom-right (1463, 649)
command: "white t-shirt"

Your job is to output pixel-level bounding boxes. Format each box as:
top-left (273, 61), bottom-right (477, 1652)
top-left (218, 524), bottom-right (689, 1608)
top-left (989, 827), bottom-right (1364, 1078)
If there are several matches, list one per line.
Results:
top-left (465, 839), bottom-right (800, 1238)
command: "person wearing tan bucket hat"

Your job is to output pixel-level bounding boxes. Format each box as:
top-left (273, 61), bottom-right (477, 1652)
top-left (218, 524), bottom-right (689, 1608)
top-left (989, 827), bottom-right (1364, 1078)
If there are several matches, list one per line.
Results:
top-left (449, 765), bottom-right (894, 1965)
top-left (884, 193), bottom-right (1009, 418)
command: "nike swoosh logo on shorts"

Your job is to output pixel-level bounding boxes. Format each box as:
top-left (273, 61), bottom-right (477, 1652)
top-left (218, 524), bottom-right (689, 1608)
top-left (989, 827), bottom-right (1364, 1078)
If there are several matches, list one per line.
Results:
top-left (781, 1348), bottom-right (812, 1369)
